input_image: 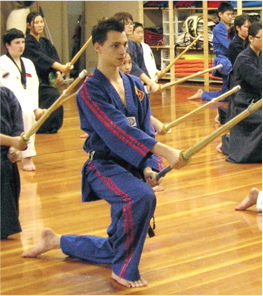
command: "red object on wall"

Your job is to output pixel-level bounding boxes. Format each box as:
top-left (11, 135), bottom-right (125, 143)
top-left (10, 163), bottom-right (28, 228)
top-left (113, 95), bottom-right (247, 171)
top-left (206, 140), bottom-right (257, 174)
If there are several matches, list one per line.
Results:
top-left (207, 1), bottom-right (228, 8)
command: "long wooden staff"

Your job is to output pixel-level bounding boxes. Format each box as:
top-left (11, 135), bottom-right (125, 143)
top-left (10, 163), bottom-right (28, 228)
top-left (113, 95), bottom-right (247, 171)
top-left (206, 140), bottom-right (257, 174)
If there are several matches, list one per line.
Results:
top-left (159, 34), bottom-right (203, 79)
top-left (162, 85), bottom-right (241, 133)
top-left (147, 64), bottom-right (223, 95)
top-left (157, 98), bottom-right (262, 180)
top-left (21, 70), bottom-right (88, 142)
top-left (66, 36), bottom-right (92, 70)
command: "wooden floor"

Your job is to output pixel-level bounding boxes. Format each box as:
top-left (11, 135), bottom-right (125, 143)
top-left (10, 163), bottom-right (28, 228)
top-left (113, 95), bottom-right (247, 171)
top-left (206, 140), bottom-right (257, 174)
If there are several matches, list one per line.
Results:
top-left (1, 83), bottom-right (262, 295)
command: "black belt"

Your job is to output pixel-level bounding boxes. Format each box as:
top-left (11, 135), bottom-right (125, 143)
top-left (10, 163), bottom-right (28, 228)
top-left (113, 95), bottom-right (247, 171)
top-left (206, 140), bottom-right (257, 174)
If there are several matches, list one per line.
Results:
top-left (89, 150), bottom-right (144, 180)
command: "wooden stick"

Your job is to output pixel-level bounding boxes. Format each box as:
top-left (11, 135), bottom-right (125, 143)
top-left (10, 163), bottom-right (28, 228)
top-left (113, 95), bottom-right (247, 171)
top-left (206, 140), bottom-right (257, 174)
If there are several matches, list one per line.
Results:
top-left (162, 85), bottom-right (241, 133)
top-left (157, 98), bottom-right (262, 180)
top-left (21, 70), bottom-right (88, 142)
top-left (160, 64), bottom-right (223, 91)
top-left (147, 64), bottom-right (223, 95)
top-left (160, 34), bottom-right (202, 78)
top-left (66, 36), bottom-right (92, 70)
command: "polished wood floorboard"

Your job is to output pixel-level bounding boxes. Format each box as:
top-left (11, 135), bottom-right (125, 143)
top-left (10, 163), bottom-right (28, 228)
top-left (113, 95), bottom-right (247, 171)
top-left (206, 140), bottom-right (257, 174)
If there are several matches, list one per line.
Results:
top-left (1, 83), bottom-right (262, 295)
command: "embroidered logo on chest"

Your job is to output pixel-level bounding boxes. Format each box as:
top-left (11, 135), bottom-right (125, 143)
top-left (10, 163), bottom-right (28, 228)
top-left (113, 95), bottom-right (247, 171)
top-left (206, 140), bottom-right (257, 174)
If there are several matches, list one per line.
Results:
top-left (135, 86), bottom-right (144, 101)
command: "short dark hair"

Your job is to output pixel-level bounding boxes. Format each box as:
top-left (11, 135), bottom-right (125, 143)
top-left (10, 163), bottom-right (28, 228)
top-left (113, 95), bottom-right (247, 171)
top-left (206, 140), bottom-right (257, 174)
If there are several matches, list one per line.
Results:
top-left (125, 50), bottom-right (133, 60)
top-left (133, 22), bottom-right (143, 31)
top-left (26, 11), bottom-right (42, 24)
top-left (16, 1), bottom-right (35, 8)
top-left (113, 12), bottom-right (133, 23)
top-left (92, 17), bottom-right (125, 45)
top-left (3, 28), bottom-right (24, 46)
top-left (218, 2), bottom-right (234, 14)
top-left (248, 21), bottom-right (262, 37)
top-left (228, 14), bottom-right (251, 40)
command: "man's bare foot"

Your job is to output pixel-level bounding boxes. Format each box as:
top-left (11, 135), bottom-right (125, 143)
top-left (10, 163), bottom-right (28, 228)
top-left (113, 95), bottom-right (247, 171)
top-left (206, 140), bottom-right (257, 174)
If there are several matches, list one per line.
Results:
top-left (112, 272), bottom-right (148, 288)
top-left (235, 188), bottom-right (259, 211)
top-left (22, 228), bottom-right (61, 258)
top-left (216, 142), bottom-right (222, 153)
top-left (187, 89), bottom-right (203, 100)
top-left (23, 157), bottom-right (36, 171)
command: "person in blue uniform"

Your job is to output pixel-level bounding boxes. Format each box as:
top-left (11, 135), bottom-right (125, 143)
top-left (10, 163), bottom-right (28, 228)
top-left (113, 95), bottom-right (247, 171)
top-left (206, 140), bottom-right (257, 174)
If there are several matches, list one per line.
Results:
top-left (217, 22), bottom-right (262, 164)
top-left (187, 2), bottom-right (234, 101)
top-left (21, 18), bottom-right (186, 288)
top-left (0, 86), bottom-right (27, 239)
top-left (23, 12), bottom-right (70, 134)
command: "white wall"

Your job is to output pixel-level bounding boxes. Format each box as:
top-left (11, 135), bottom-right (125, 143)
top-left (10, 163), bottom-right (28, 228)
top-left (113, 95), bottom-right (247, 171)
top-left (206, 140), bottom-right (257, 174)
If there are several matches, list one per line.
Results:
top-left (84, 1), bottom-right (140, 73)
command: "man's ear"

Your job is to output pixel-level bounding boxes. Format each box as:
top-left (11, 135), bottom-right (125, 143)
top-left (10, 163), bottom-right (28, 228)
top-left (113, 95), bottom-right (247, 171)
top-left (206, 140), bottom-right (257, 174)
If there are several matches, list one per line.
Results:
top-left (94, 42), bottom-right (101, 53)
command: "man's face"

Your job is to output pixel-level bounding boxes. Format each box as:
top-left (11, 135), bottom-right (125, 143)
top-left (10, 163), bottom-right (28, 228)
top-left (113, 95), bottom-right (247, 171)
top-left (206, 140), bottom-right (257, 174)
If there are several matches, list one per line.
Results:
top-left (95, 30), bottom-right (128, 67)
top-left (132, 26), bottom-right (144, 44)
top-left (124, 19), bottom-right (134, 37)
top-left (6, 38), bottom-right (25, 58)
top-left (219, 10), bottom-right (234, 26)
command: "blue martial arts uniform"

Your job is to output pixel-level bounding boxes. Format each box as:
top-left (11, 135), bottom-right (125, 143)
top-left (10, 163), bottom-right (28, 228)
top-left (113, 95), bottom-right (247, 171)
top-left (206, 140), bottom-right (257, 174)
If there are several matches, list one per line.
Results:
top-left (202, 21), bottom-right (232, 101)
top-left (128, 40), bottom-right (150, 78)
top-left (60, 69), bottom-right (159, 281)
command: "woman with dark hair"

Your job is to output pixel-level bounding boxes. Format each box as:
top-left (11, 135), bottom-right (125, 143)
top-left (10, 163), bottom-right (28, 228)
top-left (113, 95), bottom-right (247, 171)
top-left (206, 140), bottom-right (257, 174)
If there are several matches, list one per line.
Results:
top-left (227, 14), bottom-right (251, 65)
top-left (217, 14), bottom-right (251, 124)
top-left (217, 22), bottom-right (262, 164)
top-left (23, 12), bottom-right (70, 133)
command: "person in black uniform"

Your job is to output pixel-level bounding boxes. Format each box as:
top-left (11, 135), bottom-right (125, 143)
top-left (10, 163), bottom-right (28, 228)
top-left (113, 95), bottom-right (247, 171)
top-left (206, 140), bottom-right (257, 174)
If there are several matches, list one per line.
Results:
top-left (0, 86), bottom-right (27, 239)
top-left (23, 12), bottom-right (70, 133)
top-left (217, 22), bottom-right (262, 164)
top-left (217, 14), bottom-right (251, 124)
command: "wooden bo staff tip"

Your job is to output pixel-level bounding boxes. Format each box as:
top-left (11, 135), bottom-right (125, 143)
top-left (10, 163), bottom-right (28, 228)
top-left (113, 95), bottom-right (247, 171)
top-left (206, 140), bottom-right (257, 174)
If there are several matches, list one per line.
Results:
top-left (21, 70), bottom-right (88, 142)
top-left (67, 36), bottom-right (92, 70)
top-left (147, 64), bottom-right (223, 95)
top-left (162, 85), bottom-right (241, 133)
top-left (156, 98), bottom-right (262, 180)
top-left (160, 34), bottom-right (203, 78)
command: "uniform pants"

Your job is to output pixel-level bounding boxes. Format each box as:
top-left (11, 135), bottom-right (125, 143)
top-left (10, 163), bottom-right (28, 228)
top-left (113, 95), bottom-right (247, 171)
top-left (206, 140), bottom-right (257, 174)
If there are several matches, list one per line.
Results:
top-left (201, 75), bottom-right (229, 101)
top-left (21, 111), bottom-right (36, 159)
top-left (37, 84), bottom-right (63, 134)
top-left (61, 159), bottom-right (156, 282)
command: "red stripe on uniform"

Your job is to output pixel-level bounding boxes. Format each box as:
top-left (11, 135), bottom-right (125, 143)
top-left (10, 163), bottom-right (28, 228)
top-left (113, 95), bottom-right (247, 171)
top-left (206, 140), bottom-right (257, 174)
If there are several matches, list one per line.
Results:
top-left (89, 162), bottom-right (135, 279)
top-left (80, 85), bottom-right (150, 157)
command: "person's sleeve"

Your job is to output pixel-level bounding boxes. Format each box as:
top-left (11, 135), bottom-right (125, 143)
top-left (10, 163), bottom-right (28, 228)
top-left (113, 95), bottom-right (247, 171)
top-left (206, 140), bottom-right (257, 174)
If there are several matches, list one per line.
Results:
top-left (9, 89), bottom-right (24, 136)
top-left (28, 61), bottom-right (40, 110)
top-left (23, 39), bottom-right (57, 73)
top-left (128, 40), bottom-right (145, 77)
top-left (237, 56), bottom-right (262, 96)
top-left (213, 24), bottom-right (230, 50)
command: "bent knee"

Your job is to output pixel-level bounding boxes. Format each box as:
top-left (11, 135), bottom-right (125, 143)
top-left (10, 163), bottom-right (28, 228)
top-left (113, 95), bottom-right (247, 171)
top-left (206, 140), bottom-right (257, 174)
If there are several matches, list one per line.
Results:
top-left (139, 185), bottom-right (156, 207)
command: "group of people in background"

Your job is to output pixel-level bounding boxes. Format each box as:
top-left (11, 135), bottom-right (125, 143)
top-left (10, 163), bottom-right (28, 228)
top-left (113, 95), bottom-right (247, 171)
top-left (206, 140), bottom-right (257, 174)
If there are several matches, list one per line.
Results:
top-left (1, 2), bottom-right (262, 289)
